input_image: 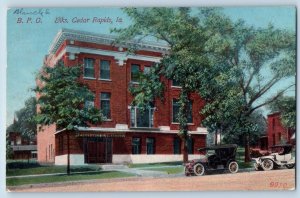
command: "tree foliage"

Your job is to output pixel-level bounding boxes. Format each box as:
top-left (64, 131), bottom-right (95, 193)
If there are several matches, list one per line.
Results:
top-left (35, 62), bottom-right (104, 130)
top-left (113, 8), bottom-right (296, 162)
top-left (269, 95), bottom-right (296, 129)
top-left (6, 97), bottom-right (37, 140)
top-left (113, 8), bottom-right (218, 162)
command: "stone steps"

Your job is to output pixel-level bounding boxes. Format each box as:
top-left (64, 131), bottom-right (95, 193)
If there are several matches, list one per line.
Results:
top-left (100, 164), bottom-right (128, 170)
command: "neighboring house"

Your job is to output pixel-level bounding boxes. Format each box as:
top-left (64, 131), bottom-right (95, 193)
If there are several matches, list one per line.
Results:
top-left (37, 29), bottom-right (207, 165)
top-left (267, 112), bottom-right (295, 147)
top-left (8, 132), bottom-right (37, 160)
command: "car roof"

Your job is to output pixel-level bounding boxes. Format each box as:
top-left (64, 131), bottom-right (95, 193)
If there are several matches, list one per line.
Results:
top-left (271, 144), bottom-right (293, 148)
top-left (197, 144), bottom-right (237, 151)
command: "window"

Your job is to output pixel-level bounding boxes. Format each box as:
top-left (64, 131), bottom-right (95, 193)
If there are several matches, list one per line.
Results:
top-left (132, 137), bottom-right (141, 154)
top-left (84, 100), bottom-right (94, 109)
top-left (131, 64), bottom-right (140, 82)
top-left (100, 60), bottom-right (110, 80)
top-left (278, 133), bottom-right (282, 142)
top-left (172, 79), bottom-right (181, 87)
top-left (143, 66), bottom-right (150, 74)
top-left (173, 137), bottom-right (181, 154)
top-left (130, 106), bottom-right (155, 128)
top-left (273, 134), bottom-right (276, 145)
top-left (58, 135), bottom-right (63, 155)
top-left (16, 136), bottom-right (21, 145)
top-left (50, 144), bottom-right (52, 159)
top-left (83, 58), bottom-right (95, 78)
top-left (172, 99), bottom-right (193, 123)
top-left (272, 118), bottom-right (275, 130)
top-left (100, 93), bottom-right (111, 119)
top-left (146, 138), bottom-right (155, 154)
top-left (187, 138), bottom-right (194, 154)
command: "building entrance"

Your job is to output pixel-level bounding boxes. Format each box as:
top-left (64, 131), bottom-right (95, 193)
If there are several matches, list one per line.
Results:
top-left (84, 137), bottom-right (112, 163)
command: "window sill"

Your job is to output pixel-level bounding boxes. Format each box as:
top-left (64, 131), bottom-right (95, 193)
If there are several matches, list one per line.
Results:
top-left (103, 119), bottom-right (113, 122)
top-left (130, 127), bottom-right (160, 131)
top-left (171, 122), bottom-right (194, 125)
top-left (171, 86), bottom-right (182, 89)
top-left (99, 79), bottom-right (112, 82)
top-left (83, 77), bottom-right (96, 80)
top-left (130, 81), bottom-right (140, 85)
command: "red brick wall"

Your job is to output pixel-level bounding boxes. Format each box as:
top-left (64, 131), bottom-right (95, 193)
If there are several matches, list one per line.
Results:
top-left (55, 131), bottom-right (206, 156)
top-left (267, 112), bottom-right (292, 147)
top-left (13, 151), bottom-right (32, 160)
top-left (39, 37), bottom-right (207, 164)
top-left (60, 42), bottom-right (206, 130)
top-left (55, 132), bottom-right (85, 155)
top-left (37, 124), bottom-right (56, 164)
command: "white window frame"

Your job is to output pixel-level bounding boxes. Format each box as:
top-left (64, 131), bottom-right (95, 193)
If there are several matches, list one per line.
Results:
top-left (99, 60), bottom-right (111, 80)
top-left (129, 106), bottom-right (156, 128)
top-left (171, 99), bottom-right (194, 124)
top-left (100, 92), bottom-right (111, 120)
top-left (83, 58), bottom-right (95, 79)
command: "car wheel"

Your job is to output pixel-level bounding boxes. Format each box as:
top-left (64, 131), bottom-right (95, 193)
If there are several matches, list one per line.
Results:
top-left (261, 159), bottom-right (274, 171)
top-left (194, 163), bottom-right (205, 176)
top-left (184, 166), bottom-right (190, 176)
top-left (253, 163), bottom-right (259, 171)
top-left (285, 164), bottom-right (295, 169)
top-left (228, 161), bottom-right (239, 173)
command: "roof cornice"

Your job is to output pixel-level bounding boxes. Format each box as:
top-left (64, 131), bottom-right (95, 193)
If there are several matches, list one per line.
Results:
top-left (49, 28), bottom-right (170, 54)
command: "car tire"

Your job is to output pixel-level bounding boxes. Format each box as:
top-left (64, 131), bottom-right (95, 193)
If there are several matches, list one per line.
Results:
top-left (228, 161), bottom-right (239, 173)
top-left (261, 159), bottom-right (274, 171)
top-left (254, 163), bottom-right (259, 171)
top-left (184, 166), bottom-right (190, 176)
top-left (193, 163), bottom-right (205, 176)
top-left (285, 164), bottom-right (295, 169)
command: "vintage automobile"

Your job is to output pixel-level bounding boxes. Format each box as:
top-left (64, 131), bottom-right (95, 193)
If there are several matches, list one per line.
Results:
top-left (185, 144), bottom-right (239, 176)
top-left (252, 144), bottom-right (295, 171)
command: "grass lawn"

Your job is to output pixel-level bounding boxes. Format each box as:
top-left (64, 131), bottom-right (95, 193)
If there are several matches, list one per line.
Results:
top-left (7, 164), bottom-right (101, 177)
top-left (128, 161), bottom-right (182, 168)
top-left (143, 166), bottom-right (184, 174)
top-left (236, 147), bottom-right (253, 169)
top-left (6, 171), bottom-right (135, 186)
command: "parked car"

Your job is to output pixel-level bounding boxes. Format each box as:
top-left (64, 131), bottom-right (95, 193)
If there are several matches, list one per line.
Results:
top-left (185, 144), bottom-right (239, 176)
top-left (252, 144), bottom-right (295, 171)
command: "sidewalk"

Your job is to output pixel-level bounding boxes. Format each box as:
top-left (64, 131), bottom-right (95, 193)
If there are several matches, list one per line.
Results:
top-left (6, 165), bottom-right (255, 179)
top-left (6, 166), bottom-right (177, 179)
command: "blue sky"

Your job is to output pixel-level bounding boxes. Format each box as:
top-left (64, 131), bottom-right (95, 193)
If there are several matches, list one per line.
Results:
top-left (6, 7), bottom-right (296, 126)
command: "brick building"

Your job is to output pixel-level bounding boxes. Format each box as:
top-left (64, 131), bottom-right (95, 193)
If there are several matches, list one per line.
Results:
top-left (8, 132), bottom-right (37, 160)
top-left (267, 112), bottom-right (295, 147)
top-left (37, 29), bottom-right (207, 165)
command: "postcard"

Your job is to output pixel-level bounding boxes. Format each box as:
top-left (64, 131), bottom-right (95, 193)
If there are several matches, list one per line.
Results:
top-left (6, 7), bottom-right (296, 192)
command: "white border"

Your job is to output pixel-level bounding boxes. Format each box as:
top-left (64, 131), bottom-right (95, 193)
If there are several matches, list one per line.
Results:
top-left (1, 0), bottom-right (299, 198)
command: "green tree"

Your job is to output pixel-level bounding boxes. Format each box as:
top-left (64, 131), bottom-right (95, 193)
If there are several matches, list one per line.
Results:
top-left (269, 95), bottom-right (296, 129)
top-left (6, 97), bottom-right (37, 140)
top-left (201, 18), bottom-right (295, 161)
top-left (114, 8), bottom-right (295, 163)
top-left (6, 97), bottom-right (37, 158)
top-left (113, 8), bottom-right (220, 162)
top-left (35, 62), bottom-right (104, 174)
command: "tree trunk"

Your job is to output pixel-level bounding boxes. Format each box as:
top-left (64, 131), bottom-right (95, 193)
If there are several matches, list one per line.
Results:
top-left (244, 134), bottom-right (251, 162)
top-left (183, 137), bottom-right (188, 163)
top-left (215, 131), bottom-right (218, 145)
top-left (67, 130), bottom-right (70, 175)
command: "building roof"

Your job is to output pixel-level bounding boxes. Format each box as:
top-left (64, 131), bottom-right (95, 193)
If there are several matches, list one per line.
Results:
top-left (49, 28), bottom-right (170, 54)
top-left (198, 144), bottom-right (238, 150)
top-left (11, 145), bottom-right (37, 151)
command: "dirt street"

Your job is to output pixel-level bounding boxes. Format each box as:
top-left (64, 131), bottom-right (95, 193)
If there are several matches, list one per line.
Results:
top-left (11, 169), bottom-right (295, 192)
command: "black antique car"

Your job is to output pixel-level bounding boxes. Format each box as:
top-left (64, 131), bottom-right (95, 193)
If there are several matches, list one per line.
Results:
top-left (185, 144), bottom-right (239, 176)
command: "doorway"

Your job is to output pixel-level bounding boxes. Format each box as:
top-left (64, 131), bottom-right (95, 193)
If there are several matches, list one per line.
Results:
top-left (84, 137), bottom-right (112, 163)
